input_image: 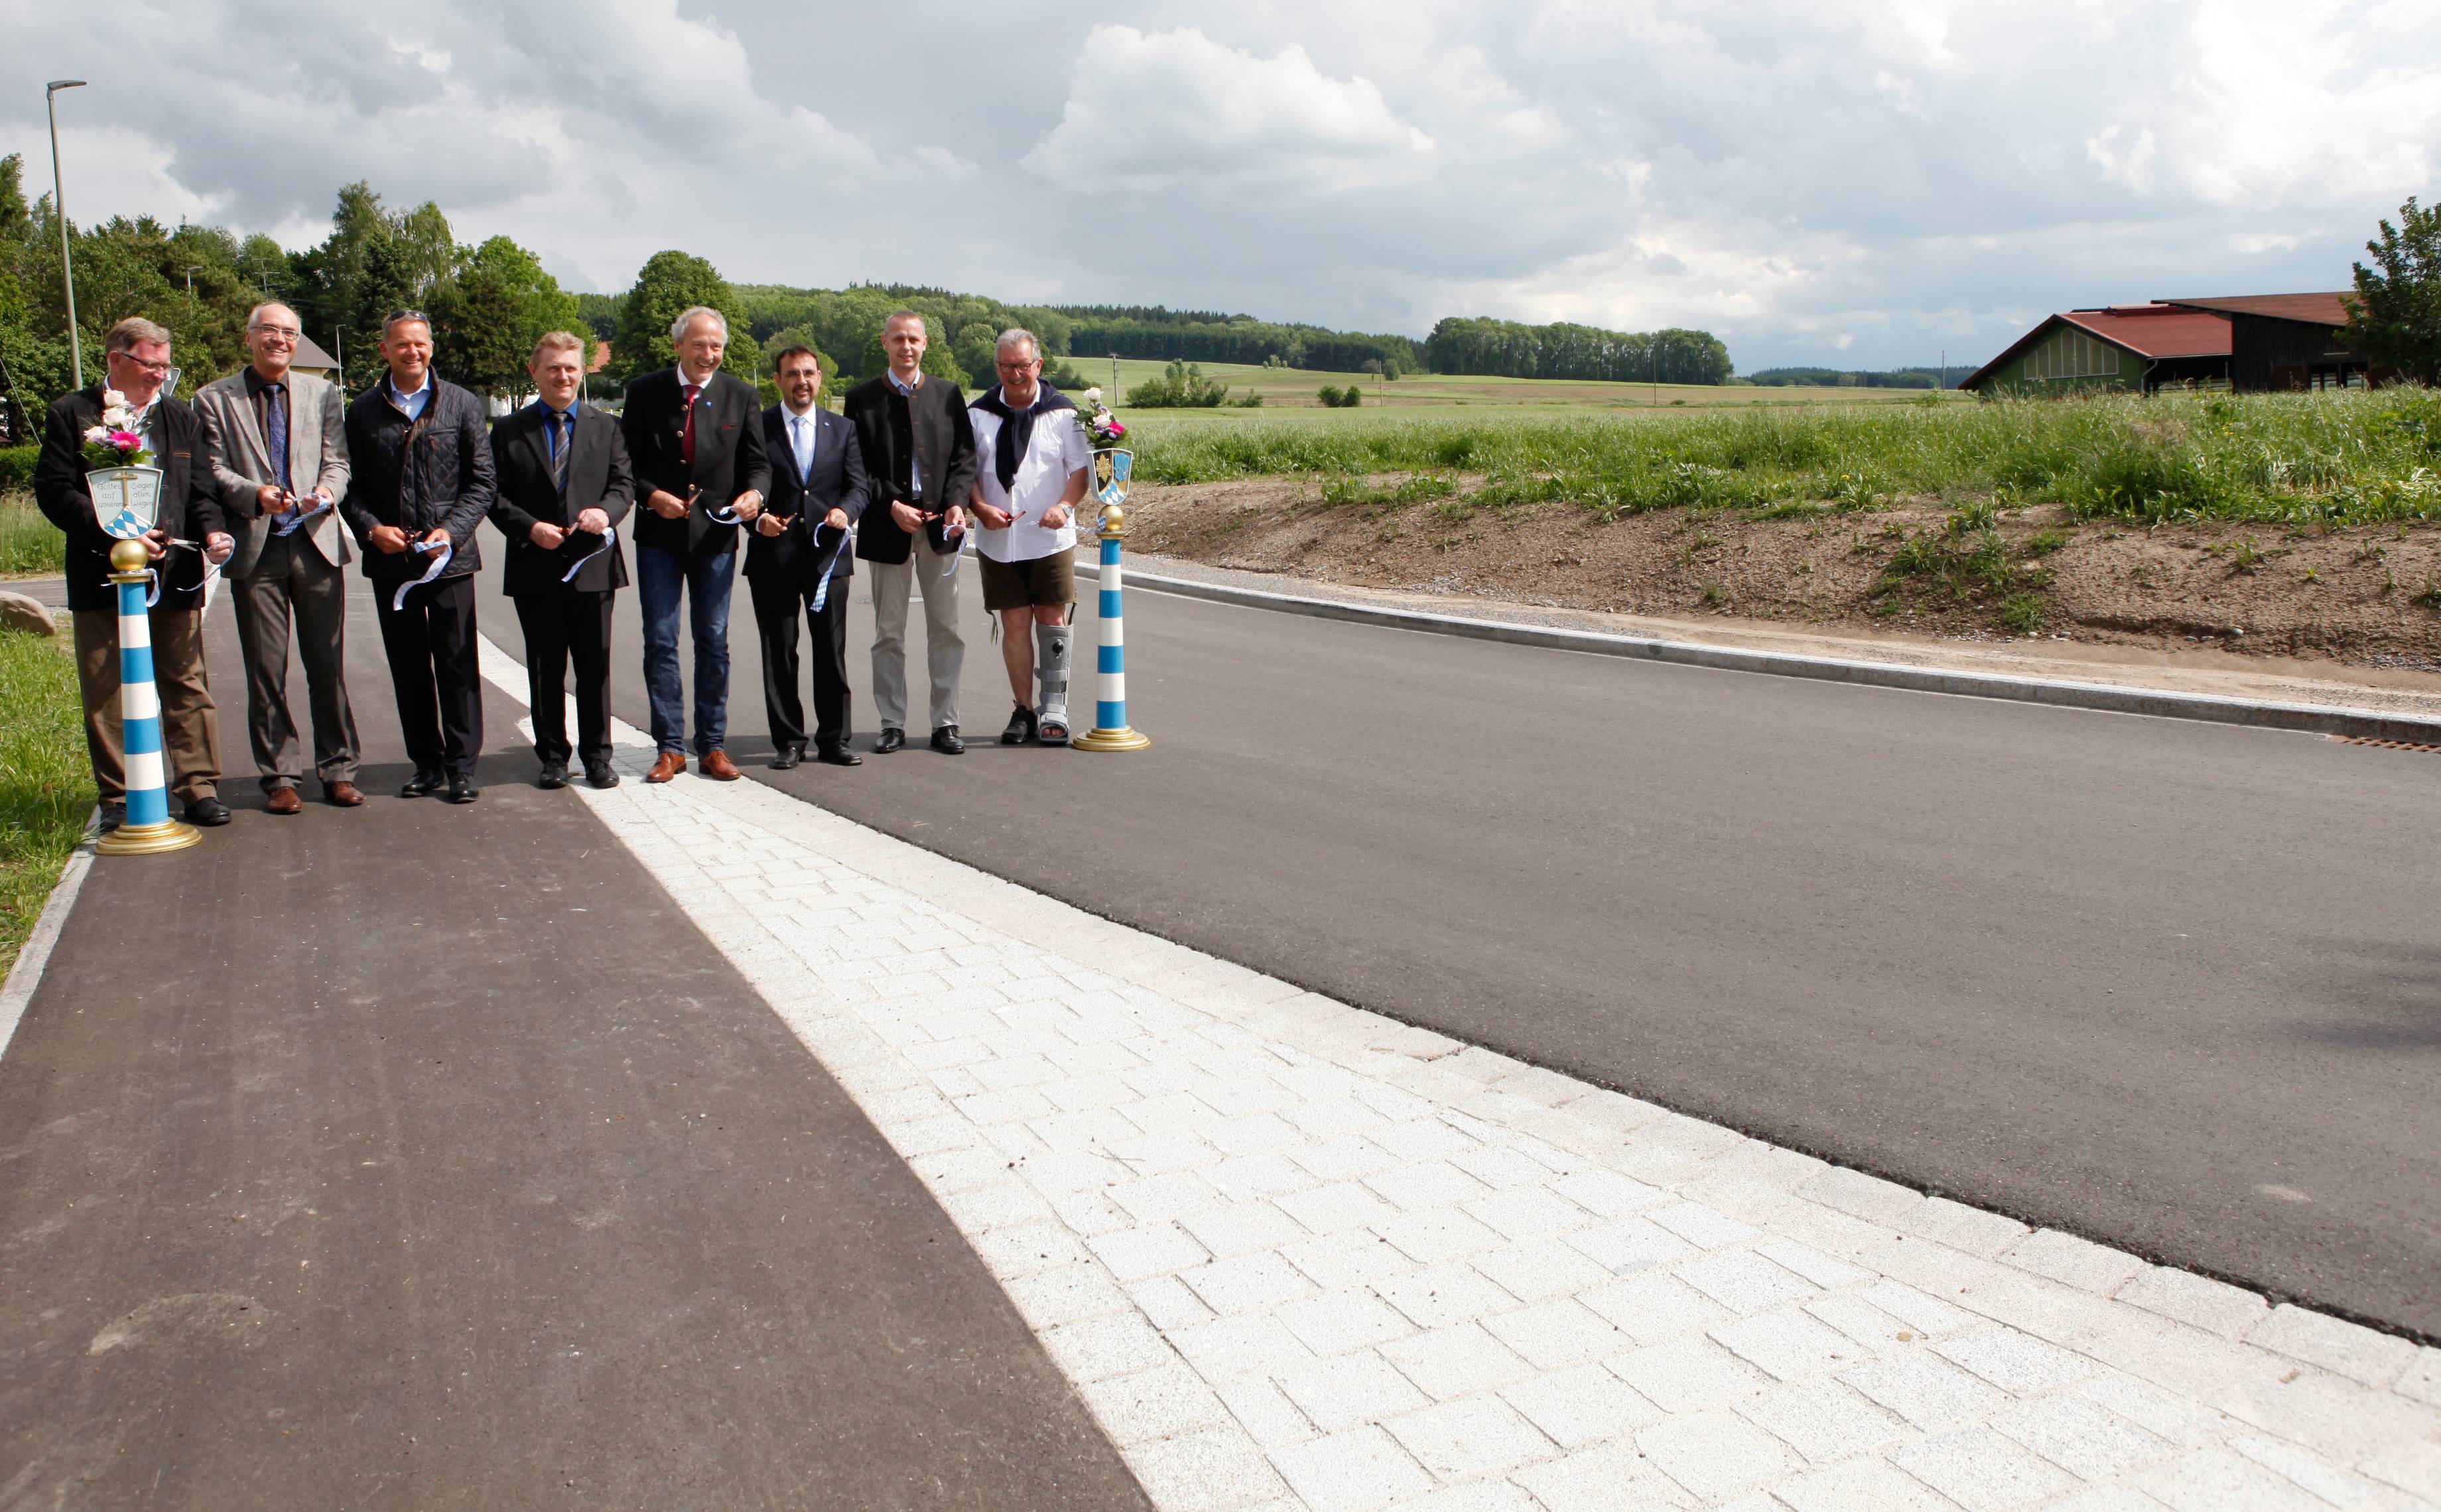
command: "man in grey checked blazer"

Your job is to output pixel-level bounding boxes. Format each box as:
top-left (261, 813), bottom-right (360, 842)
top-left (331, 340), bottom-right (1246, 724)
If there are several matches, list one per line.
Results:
top-left (194, 302), bottom-right (364, 813)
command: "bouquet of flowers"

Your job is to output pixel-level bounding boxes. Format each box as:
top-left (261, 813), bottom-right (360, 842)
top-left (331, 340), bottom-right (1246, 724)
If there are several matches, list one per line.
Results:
top-left (1075, 388), bottom-right (1127, 450)
top-left (81, 389), bottom-right (155, 470)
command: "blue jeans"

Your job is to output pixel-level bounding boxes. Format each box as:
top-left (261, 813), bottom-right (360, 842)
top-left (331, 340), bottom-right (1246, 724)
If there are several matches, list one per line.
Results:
top-left (636, 544), bottom-right (736, 755)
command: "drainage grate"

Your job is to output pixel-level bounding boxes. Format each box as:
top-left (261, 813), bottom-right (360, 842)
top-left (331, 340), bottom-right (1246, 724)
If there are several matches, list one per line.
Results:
top-left (2328, 734), bottom-right (2441, 753)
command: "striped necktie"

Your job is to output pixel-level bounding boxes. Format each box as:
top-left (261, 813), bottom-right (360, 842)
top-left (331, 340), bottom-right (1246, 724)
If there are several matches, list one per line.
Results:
top-left (550, 410), bottom-right (572, 494)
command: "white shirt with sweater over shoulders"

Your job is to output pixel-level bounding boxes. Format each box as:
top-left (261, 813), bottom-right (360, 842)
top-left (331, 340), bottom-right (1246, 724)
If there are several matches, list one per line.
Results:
top-left (968, 401), bottom-right (1090, 564)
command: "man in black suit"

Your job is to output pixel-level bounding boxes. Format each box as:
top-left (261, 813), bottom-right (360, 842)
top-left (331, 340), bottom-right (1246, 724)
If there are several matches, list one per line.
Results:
top-left (340, 310), bottom-right (496, 804)
top-left (33, 316), bottom-right (235, 830)
top-left (842, 310), bottom-right (978, 755)
top-left (746, 345), bottom-right (870, 770)
top-left (488, 331), bottom-right (635, 790)
top-left (620, 306), bottom-right (769, 785)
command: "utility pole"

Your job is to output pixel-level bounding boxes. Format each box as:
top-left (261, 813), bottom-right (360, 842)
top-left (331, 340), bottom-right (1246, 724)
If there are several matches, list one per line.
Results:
top-left (184, 265), bottom-right (203, 302)
top-left (46, 80), bottom-right (88, 387)
top-left (1110, 352), bottom-right (1120, 395)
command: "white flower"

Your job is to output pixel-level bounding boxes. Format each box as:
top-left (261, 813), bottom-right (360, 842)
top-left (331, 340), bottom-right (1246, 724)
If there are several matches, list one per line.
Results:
top-left (101, 407), bottom-right (132, 429)
top-left (101, 389), bottom-right (127, 407)
top-left (1081, 388), bottom-right (1101, 405)
top-left (83, 425), bottom-right (108, 444)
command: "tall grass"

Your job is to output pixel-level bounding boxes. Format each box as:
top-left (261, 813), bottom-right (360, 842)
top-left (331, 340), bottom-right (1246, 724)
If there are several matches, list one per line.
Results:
top-left (1130, 388), bottom-right (2441, 528)
top-left (1, 491), bottom-right (65, 578)
top-left (0, 629), bottom-right (92, 979)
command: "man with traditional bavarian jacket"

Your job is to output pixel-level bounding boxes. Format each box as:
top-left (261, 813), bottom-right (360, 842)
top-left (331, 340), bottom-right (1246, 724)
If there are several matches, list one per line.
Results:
top-left (340, 310), bottom-right (496, 804)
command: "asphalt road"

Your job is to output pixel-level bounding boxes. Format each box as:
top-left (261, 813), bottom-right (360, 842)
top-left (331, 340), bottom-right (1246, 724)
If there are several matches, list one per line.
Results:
top-left (0, 576), bottom-right (1150, 1510)
top-left (478, 541), bottom-right (2441, 1340)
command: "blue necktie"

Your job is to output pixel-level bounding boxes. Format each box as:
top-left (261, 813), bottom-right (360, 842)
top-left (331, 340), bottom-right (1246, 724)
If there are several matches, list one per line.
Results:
top-left (265, 383), bottom-right (291, 493)
top-left (550, 410), bottom-right (571, 494)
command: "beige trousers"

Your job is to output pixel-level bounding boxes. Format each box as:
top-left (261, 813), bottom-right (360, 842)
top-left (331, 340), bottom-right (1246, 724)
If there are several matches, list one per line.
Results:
top-left (866, 548), bottom-right (964, 733)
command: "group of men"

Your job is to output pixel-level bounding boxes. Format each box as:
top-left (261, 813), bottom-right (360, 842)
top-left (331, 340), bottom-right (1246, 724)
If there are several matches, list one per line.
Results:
top-left (33, 304), bottom-right (1099, 832)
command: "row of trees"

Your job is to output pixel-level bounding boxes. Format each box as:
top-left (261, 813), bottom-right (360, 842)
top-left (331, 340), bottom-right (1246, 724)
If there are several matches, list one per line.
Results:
top-left (1055, 307), bottom-right (1421, 375)
top-left (1423, 317), bottom-right (1733, 385)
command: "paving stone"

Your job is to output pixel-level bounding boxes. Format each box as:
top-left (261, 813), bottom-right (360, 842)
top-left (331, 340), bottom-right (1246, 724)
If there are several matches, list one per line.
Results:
top-left (1499, 1360), bottom-right (1662, 1448)
top-left (1644, 1201), bottom-right (1763, 1251)
top-left (1182, 1251), bottom-right (1320, 1317)
top-left (1469, 1237), bottom-right (1616, 1302)
top-left (2245, 1303), bottom-right (2420, 1389)
top-left (1989, 1390), bottom-right (2176, 1480)
top-left (1611, 1338), bottom-right (1772, 1415)
top-left (1895, 1196), bottom-right (2032, 1258)
top-left (1269, 1425), bottom-right (1435, 1512)
top-left (1278, 1180), bottom-right (1405, 1235)
top-left (1634, 1411), bottom-right (1794, 1502)
top-left (1478, 1296), bottom-right (1631, 1370)
top-left (2131, 1446), bottom-right (2334, 1511)
top-left (1213, 1373), bottom-right (1319, 1449)
top-left (1732, 1375), bottom-right (1912, 1465)
top-left (1563, 1216), bottom-right (1699, 1275)
top-left (1580, 1271), bottom-right (1735, 1346)
top-left (2115, 1267), bottom-right (2271, 1340)
top-left (1374, 1263), bottom-right (1522, 1331)
top-left (1170, 1313), bottom-right (1317, 1381)
top-left (2397, 1346), bottom-right (2441, 1408)
top-left (1384, 1479), bottom-right (1541, 1512)
top-left (1382, 1394), bottom-right (1557, 1480)
top-left (1041, 1310), bottom-right (1179, 1383)
top-left (1277, 1289), bottom-right (1418, 1356)
top-left (1089, 1221), bottom-right (1212, 1281)
top-left (1179, 1200), bottom-right (1313, 1261)
top-left (1374, 1207), bottom-right (1506, 1267)
top-left (1933, 1325), bottom-right (2097, 1395)
top-left (1509, 1442), bottom-right (1697, 1511)
top-left (1380, 1324), bottom-right (1539, 1401)
top-left (1134, 1273), bottom-right (1222, 1332)
top-left (1124, 1422), bottom-right (1293, 1512)
top-left (1841, 1352), bottom-right (2015, 1432)
top-left (1711, 1306), bottom-right (1875, 1382)
top-left (1893, 1426), bottom-right (2080, 1511)
top-left (1274, 1350), bottom-right (1431, 1433)
top-left (1999, 1229), bottom-right (2147, 1295)
top-left (1798, 1166), bottom-right (1927, 1225)
top-left (1674, 1249), bottom-right (1821, 1314)
top-left (1083, 1360), bottom-right (1233, 1443)
top-left (1769, 1457), bottom-right (1963, 1512)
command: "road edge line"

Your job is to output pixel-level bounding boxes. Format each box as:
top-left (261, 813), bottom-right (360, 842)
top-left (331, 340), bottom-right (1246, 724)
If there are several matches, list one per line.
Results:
top-left (1079, 561), bottom-right (2441, 743)
top-left (0, 832), bottom-right (98, 1064)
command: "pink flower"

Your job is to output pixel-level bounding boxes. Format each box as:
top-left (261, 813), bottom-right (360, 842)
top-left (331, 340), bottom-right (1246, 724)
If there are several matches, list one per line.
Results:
top-left (111, 430), bottom-right (139, 451)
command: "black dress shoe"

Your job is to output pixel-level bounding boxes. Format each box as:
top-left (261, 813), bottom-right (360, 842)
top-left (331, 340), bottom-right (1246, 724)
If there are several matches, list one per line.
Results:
top-left (96, 801), bottom-right (126, 833)
top-left (815, 744), bottom-right (863, 767)
top-left (931, 725), bottom-right (965, 755)
top-left (1000, 705), bottom-right (1037, 745)
top-left (875, 727), bottom-right (905, 754)
top-left (537, 762), bottom-right (569, 790)
top-left (584, 763), bottom-right (620, 790)
top-left (184, 796), bottom-right (231, 827)
top-left (770, 746), bottom-right (805, 771)
top-left (446, 772), bottom-right (480, 804)
top-left (400, 769), bottom-right (444, 798)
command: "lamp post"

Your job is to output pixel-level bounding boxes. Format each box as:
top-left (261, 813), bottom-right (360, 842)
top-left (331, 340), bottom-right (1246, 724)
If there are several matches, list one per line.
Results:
top-left (184, 265), bottom-right (203, 302)
top-left (46, 80), bottom-right (88, 389)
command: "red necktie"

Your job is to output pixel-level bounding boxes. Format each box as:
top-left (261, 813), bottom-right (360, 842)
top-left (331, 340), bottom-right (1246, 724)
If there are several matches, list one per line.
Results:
top-left (681, 382), bottom-right (700, 467)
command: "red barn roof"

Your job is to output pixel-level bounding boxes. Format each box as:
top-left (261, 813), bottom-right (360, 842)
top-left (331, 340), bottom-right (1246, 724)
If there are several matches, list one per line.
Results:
top-left (1963, 303), bottom-right (2230, 390)
top-left (2163, 292), bottom-right (2355, 327)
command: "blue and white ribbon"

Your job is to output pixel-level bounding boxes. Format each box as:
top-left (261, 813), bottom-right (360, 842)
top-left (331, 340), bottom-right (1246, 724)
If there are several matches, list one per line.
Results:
top-left (271, 494), bottom-right (334, 537)
top-left (559, 525), bottom-right (616, 584)
top-left (392, 538), bottom-right (454, 611)
top-left (807, 523), bottom-right (850, 613)
top-left (705, 500), bottom-right (742, 525)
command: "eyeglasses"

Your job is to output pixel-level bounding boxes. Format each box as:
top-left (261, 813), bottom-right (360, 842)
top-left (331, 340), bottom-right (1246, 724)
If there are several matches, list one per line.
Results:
top-left (996, 359), bottom-right (1041, 373)
top-left (383, 310), bottom-right (431, 335)
top-left (249, 324), bottom-right (300, 340)
top-left (113, 353), bottom-right (172, 375)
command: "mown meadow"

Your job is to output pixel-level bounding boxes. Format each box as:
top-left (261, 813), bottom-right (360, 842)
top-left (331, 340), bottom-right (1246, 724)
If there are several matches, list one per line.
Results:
top-left (1126, 387), bottom-right (2441, 530)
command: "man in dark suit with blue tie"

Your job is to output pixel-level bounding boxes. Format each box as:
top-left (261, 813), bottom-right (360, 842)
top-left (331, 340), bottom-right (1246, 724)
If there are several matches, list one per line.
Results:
top-left (488, 332), bottom-right (635, 790)
top-left (746, 345), bottom-right (870, 769)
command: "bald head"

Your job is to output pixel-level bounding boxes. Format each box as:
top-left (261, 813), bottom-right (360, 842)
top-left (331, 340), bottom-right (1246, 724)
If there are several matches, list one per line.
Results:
top-left (245, 302), bottom-right (304, 379)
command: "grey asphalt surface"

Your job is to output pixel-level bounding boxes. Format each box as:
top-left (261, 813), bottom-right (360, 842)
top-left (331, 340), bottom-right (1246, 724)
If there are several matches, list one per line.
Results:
top-left (0, 576), bottom-right (1150, 1510)
top-left (477, 537), bottom-right (2441, 1340)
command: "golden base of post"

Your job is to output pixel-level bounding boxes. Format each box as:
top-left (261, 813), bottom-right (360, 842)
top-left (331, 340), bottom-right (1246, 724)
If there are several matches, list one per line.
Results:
top-left (1073, 726), bottom-right (1151, 753)
top-left (94, 818), bottom-right (201, 856)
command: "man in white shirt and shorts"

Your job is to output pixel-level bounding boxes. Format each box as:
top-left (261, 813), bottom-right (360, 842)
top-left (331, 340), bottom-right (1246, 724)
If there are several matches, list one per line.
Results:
top-left (968, 328), bottom-right (1091, 745)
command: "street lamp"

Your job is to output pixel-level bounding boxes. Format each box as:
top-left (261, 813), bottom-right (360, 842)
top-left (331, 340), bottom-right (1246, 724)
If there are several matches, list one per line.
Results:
top-left (184, 265), bottom-right (203, 301)
top-left (46, 79), bottom-right (87, 388)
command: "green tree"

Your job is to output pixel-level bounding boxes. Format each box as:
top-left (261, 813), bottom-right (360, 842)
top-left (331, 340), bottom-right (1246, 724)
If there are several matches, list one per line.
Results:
top-left (430, 235), bottom-right (585, 402)
top-left (2344, 195), bottom-right (2441, 386)
top-left (615, 250), bottom-right (759, 383)
top-left (1128, 360), bottom-right (1230, 408)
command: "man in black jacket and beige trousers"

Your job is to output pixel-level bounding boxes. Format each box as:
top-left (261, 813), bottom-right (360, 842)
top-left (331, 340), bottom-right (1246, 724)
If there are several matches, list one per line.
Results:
top-left (340, 311), bottom-right (495, 804)
top-left (490, 331), bottom-right (635, 790)
top-left (843, 310), bottom-right (978, 754)
top-left (33, 316), bottom-right (234, 830)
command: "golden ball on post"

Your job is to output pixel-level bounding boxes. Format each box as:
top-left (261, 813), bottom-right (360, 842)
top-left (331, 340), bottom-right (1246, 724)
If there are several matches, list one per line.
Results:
top-left (109, 538), bottom-right (149, 572)
top-left (1100, 503), bottom-right (1128, 537)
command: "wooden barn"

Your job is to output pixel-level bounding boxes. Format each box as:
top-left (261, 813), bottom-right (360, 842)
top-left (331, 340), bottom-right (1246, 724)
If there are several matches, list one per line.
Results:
top-left (1961, 304), bottom-right (2232, 395)
top-left (2161, 293), bottom-right (2374, 391)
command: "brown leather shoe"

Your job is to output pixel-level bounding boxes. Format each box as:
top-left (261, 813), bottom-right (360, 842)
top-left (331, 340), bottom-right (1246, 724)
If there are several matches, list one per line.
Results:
top-left (323, 780), bottom-right (365, 808)
top-left (265, 785), bottom-right (304, 815)
top-left (645, 751), bottom-right (687, 784)
top-left (699, 749), bottom-right (742, 781)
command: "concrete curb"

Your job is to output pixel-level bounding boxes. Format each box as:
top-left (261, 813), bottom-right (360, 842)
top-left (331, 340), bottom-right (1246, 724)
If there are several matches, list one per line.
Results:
top-left (1081, 560), bottom-right (2441, 744)
top-left (0, 829), bottom-right (97, 1063)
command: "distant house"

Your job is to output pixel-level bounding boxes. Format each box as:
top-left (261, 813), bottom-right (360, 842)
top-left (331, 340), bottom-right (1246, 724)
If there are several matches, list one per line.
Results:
top-left (1961, 304), bottom-right (2231, 395)
top-left (290, 334), bottom-right (342, 387)
top-left (2160, 293), bottom-right (2375, 391)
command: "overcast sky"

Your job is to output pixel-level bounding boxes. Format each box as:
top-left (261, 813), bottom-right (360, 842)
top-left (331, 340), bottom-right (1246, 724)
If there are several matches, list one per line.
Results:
top-left (3, 1), bottom-right (2434, 371)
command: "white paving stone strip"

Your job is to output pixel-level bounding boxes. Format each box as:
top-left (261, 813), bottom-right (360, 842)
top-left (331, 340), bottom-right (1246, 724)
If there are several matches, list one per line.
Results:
top-left (478, 638), bottom-right (2441, 1511)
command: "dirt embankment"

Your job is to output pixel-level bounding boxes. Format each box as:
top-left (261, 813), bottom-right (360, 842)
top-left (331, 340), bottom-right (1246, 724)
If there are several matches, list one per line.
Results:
top-left (1121, 477), bottom-right (2441, 671)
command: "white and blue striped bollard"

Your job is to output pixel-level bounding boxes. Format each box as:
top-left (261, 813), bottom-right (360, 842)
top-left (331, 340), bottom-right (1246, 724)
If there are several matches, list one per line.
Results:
top-left (1073, 503), bottom-right (1150, 753)
top-left (95, 538), bottom-right (200, 854)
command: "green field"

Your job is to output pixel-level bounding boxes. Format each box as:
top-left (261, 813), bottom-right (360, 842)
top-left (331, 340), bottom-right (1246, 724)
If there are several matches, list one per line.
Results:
top-left (1073, 357), bottom-right (1961, 440)
top-left (1120, 387), bottom-right (2441, 529)
top-left (1, 493), bottom-right (63, 579)
top-left (0, 627), bottom-right (90, 980)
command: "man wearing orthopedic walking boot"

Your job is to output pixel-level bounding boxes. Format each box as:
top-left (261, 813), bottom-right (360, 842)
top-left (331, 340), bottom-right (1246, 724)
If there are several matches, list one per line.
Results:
top-left (966, 328), bottom-right (1090, 745)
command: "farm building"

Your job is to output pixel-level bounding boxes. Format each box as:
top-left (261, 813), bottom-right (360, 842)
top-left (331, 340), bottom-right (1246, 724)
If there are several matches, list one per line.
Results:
top-left (1961, 304), bottom-right (2231, 395)
top-left (2160, 293), bottom-right (2373, 391)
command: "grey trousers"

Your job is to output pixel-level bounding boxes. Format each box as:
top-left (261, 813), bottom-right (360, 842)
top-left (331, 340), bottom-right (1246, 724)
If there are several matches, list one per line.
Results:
top-left (866, 547), bottom-right (963, 733)
top-left (229, 533), bottom-right (360, 790)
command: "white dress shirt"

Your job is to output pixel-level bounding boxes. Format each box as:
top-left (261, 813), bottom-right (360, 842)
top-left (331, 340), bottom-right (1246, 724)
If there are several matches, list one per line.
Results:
top-left (968, 401), bottom-right (1090, 563)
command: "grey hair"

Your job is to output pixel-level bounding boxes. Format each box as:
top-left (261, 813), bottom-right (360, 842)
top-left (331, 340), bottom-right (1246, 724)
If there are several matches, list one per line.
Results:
top-left (670, 306), bottom-right (728, 344)
top-left (882, 309), bottom-right (927, 338)
top-left (245, 302), bottom-right (300, 331)
top-left (105, 316), bottom-right (172, 355)
top-left (995, 328), bottom-right (1041, 361)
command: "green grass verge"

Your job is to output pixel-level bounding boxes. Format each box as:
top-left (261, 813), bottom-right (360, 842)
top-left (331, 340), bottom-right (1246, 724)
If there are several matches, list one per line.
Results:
top-left (0, 628), bottom-right (92, 981)
top-left (1, 491), bottom-right (65, 578)
top-left (1125, 387), bottom-right (2441, 529)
